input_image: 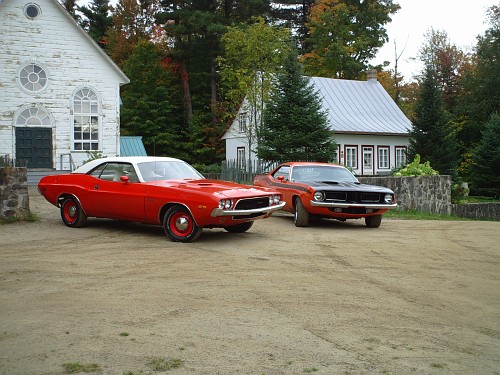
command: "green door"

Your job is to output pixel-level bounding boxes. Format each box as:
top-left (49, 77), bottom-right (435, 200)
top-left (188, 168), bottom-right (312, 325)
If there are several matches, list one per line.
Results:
top-left (16, 127), bottom-right (53, 168)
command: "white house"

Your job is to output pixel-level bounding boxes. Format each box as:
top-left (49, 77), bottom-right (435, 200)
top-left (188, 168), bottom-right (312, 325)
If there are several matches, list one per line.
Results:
top-left (222, 71), bottom-right (411, 175)
top-left (0, 0), bottom-right (129, 170)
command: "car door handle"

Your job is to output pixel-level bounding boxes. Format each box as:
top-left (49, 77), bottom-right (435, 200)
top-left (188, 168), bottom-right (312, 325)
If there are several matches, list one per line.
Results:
top-left (94, 185), bottom-right (99, 190)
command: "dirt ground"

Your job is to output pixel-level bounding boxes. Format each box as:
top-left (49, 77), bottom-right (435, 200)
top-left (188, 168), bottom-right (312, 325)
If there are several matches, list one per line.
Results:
top-left (0, 188), bottom-right (499, 375)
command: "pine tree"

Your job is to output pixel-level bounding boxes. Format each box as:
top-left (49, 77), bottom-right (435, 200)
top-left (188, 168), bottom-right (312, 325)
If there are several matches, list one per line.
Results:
top-left (78, 0), bottom-right (113, 48)
top-left (257, 45), bottom-right (337, 162)
top-left (120, 41), bottom-right (186, 159)
top-left (471, 113), bottom-right (500, 197)
top-left (408, 66), bottom-right (459, 177)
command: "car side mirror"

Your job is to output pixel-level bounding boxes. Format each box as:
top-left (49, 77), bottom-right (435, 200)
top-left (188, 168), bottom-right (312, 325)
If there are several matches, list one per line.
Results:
top-left (120, 175), bottom-right (129, 183)
top-left (277, 175), bottom-right (285, 182)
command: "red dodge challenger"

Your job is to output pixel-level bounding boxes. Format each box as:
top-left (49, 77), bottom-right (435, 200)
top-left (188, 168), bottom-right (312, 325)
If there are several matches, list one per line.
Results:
top-left (38, 156), bottom-right (284, 242)
top-left (254, 162), bottom-right (397, 228)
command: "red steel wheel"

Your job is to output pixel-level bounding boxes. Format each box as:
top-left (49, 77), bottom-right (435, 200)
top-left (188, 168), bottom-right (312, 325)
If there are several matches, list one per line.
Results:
top-left (163, 205), bottom-right (202, 242)
top-left (60, 197), bottom-right (87, 228)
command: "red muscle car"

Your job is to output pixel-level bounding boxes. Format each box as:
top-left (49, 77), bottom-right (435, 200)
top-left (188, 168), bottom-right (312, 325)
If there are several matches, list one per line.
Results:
top-left (254, 162), bottom-right (397, 228)
top-left (38, 156), bottom-right (284, 242)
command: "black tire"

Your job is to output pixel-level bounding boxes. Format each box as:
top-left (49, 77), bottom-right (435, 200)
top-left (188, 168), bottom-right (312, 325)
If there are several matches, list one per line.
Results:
top-left (365, 215), bottom-right (382, 228)
top-left (224, 221), bottom-right (254, 233)
top-left (163, 205), bottom-right (202, 242)
top-left (60, 197), bottom-right (87, 228)
top-left (294, 198), bottom-right (309, 227)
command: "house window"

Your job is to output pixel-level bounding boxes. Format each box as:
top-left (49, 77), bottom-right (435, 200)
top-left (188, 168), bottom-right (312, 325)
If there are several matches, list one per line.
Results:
top-left (345, 146), bottom-right (357, 169)
top-left (239, 112), bottom-right (247, 133)
top-left (16, 107), bottom-right (51, 126)
top-left (378, 147), bottom-right (390, 169)
top-left (363, 146), bottom-right (373, 174)
top-left (236, 147), bottom-right (245, 169)
top-left (395, 147), bottom-right (407, 168)
top-left (18, 63), bottom-right (48, 93)
top-left (72, 88), bottom-right (100, 151)
top-left (24, 3), bottom-right (41, 19)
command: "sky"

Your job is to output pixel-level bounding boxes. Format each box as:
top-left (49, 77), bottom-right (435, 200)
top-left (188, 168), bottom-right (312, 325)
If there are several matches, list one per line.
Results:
top-left (370, 0), bottom-right (497, 79)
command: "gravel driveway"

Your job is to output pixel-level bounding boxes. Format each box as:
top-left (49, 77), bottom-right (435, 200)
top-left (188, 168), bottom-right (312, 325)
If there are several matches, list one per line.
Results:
top-left (0, 188), bottom-right (499, 375)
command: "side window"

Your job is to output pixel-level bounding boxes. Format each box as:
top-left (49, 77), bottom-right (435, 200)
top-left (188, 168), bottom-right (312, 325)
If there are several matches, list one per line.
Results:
top-left (90, 163), bottom-right (139, 182)
top-left (272, 166), bottom-right (290, 181)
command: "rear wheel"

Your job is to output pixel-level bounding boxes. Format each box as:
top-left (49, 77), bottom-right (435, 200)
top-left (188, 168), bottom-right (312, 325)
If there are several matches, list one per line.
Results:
top-left (60, 197), bottom-right (87, 228)
top-left (294, 198), bottom-right (309, 227)
top-left (224, 221), bottom-right (254, 233)
top-left (163, 205), bottom-right (202, 242)
top-left (365, 215), bottom-right (382, 228)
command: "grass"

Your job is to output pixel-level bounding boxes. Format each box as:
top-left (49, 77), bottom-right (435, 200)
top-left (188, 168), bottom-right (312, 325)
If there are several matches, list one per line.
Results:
top-left (147, 357), bottom-right (183, 371)
top-left (0, 212), bottom-right (38, 225)
top-left (457, 195), bottom-right (499, 203)
top-left (63, 362), bottom-right (102, 374)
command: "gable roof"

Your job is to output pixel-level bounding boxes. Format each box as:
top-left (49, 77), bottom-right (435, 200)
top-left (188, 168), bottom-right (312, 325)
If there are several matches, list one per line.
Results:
top-left (0, 0), bottom-right (129, 85)
top-left (310, 76), bottom-right (411, 135)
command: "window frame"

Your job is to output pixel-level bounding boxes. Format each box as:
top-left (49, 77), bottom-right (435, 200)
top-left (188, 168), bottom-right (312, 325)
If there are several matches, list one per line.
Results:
top-left (71, 87), bottom-right (101, 152)
top-left (395, 146), bottom-right (407, 169)
top-left (377, 146), bottom-right (390, 170)
top-left (238, 112), bottom-right (247, 133)
top-left (344, 145), bottom-right (358, 169)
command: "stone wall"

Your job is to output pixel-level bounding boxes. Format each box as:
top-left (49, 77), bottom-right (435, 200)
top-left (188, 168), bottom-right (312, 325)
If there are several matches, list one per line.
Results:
top-left (358, 175), bottom-right (452, 215)
top-left (358, 175), bottom-right (499, 220)
top-left (0, 167), bottom-right (30, 219)
top-left (451, 203), bottom-right (500, 220)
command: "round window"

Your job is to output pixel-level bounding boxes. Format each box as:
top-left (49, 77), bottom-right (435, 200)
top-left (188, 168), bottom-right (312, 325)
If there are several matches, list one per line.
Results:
top-left (18, 63), bottom-right (49, 93)
top-left (24, 3), bottom-right (41, 19)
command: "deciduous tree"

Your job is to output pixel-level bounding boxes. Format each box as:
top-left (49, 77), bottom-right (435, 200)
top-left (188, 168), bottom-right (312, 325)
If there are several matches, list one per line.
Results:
top-left (301, 0), bottom-right (399, 79)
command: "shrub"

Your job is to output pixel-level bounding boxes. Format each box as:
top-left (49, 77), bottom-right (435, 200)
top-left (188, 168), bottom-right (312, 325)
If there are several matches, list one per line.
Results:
top-left (393, 154), bottom-right (439, 177)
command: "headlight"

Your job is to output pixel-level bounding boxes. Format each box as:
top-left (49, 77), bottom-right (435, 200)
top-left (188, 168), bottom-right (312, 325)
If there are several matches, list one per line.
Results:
top-left (269, 195), bottom-right (281, 205)
top-left (218, 199), bottom-right (233, 209)
top-left (384, 194), bottom-right (393, 204)
top-left (313, 191), bottom-right (325, 201)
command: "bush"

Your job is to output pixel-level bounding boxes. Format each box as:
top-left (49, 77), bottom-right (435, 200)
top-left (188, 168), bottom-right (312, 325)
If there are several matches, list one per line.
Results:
top-left (393, 154), bottom-right (439, 177)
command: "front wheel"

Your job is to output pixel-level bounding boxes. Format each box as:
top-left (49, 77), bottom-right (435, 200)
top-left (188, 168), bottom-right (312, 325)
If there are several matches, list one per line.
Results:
top-left (60, 197), bottom-right (87, 228)
top-left (224, 221), bottom-right (254, 233)
top-left (365, 215), bottom-right (382, 228)
top-left (294, 198), bottom-right (309, 227)
top-left (163, 205), bottom-right (202, 242)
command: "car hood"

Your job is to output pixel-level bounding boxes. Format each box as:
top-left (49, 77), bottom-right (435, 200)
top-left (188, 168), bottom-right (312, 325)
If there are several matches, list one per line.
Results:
top-left (308, 181), bottom-right (394, 194)
top-left (146, 179), bottom-right (277, 198)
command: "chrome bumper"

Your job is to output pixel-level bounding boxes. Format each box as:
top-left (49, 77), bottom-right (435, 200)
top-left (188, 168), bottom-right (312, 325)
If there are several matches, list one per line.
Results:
top-left (310, 201), bottom-right (398, 209)
top-left (211, 201), bottom-right (285, 217)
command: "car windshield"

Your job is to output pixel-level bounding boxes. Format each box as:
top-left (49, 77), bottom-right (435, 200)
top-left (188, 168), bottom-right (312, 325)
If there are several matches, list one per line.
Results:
top-left (138, 161), bottom-right (205, 182)
top-left (291, 166), bottom-right (358, 183)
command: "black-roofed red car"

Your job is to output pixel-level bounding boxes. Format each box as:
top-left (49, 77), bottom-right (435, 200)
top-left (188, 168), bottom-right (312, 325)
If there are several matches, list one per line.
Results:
top-left (254, 162), bottom-right (397, 228)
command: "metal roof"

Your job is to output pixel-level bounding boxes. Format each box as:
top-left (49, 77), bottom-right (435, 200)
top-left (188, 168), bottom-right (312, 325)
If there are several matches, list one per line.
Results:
top-left (120, 136), bottom-right (148, 157)
top-left (310, 76), bottom-right (411, 135)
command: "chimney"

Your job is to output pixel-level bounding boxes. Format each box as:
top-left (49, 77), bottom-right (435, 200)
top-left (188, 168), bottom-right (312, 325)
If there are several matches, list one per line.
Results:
top-left (367, 69), bottom-right (378, 82)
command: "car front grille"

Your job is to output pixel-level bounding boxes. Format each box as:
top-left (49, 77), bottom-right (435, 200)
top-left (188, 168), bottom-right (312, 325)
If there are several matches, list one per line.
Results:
top-left (234, 197), bottom-right (269, 210)
top-left (324, 191), bottom-right (384, 204)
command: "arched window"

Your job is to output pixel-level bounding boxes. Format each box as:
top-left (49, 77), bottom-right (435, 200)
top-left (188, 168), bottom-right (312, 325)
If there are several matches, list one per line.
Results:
top-left (72, 88), bottom-right (100, 151)
top-left (16, 107), bottom-right (51, 126)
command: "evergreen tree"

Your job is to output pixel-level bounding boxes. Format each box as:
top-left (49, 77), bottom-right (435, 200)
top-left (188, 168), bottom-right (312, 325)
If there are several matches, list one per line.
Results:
top-left (78, 0), bottom-right (113, 48)
top-left (258, 45), bottom-right (337, 162)
top-left (120, 40), bottom-right (186, 159)
top-left (471, 113), bottom-right (500, 197)
top-left (408, 66), bottom-right (459, 177)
